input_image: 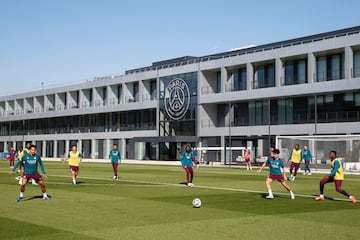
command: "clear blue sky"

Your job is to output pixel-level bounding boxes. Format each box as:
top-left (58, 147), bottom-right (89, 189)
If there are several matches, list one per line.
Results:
top-left (0, 0), bottom-right (359, 95)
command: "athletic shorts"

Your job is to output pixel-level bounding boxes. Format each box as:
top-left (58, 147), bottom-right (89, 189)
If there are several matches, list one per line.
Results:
top-left (244, 158), bottom-right (250, 163)
top-left (70, 166), bottom-right (79, 172)
top-left (290, 162), bottom-right (300, 171)
top-left (268, 174), bottom-right (286, 182)
top-left (23, 174), bottom-right (42, 182)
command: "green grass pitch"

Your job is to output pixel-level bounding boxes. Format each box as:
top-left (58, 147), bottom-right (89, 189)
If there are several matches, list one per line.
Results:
top-left (1, 160), bottom-right (359, 240)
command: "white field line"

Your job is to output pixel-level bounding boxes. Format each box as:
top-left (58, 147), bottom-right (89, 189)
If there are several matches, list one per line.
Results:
top-left (46, 174), bottom-right (355, 202)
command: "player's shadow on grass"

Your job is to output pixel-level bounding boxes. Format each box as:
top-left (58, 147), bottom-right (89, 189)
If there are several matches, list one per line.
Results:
top-left (179, 182), bottom-right (188, 186)
top-left (26, 195), bottom-right (52, 201)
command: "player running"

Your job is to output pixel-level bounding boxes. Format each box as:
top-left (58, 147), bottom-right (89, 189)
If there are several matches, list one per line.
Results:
top-left (288, 144), bottom-right (302, 182)
top-left (9, 144), bottom-right (50, 201)
top-left (63, 145), bottom-right (83, 185)
top-left (315, 150), bottom-right (357, 203)
top-left (257, 149), bottom-right (295, 200)
top-left (109, 144), bottom-right (121, 180)
top-left (180, 145), bottom-right (196, 187)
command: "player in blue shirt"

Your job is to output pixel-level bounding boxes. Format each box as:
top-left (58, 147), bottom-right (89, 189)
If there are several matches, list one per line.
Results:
top-left (180, 145), bottom-right (196, 186)
top-left (109, 144), bottom-right (121, 180)
top-left (301, 145), bottom-right (312, 175)
top-left (257, 149), bottom-right (295, 199)
top-left (9, 144), bottom-right (50, 201)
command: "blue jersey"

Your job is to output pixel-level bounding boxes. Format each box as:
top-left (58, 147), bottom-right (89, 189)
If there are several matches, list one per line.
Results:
top-left (180, 151), bottom-right (195, 167)
top-left (301, 149), bottom-right (312, 161)
top-left (13, 153), bottom-right (46, 174)
top-left (109, 149), bottom-right (121, 163)
top-left (266, 158), bottom-right (284, 175)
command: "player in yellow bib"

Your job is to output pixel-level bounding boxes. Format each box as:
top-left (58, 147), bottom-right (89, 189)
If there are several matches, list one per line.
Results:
top-left (288, 144), bottom-right (301, 182)
top-left (315, 150), bottom-right (356, 203)
top-left (63, 145), bottom-right (83, 185)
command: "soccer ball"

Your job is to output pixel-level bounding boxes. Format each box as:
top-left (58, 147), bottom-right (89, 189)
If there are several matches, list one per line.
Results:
top-left (192, 198), bottom-right (201, 208)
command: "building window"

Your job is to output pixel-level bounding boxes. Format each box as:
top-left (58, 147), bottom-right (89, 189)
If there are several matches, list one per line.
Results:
top-left (248, 100), bottom-right (269, 125)
top-left (353, 50), bottom-right (360, 78)
top-left (254, 63), bottom-right (275, 89)
top-left (227, 68), bottom-right (247, 91)
top-left (284, 59), bottom-right (307, 85)
top-left (316, 53), bottom-right (344, 81)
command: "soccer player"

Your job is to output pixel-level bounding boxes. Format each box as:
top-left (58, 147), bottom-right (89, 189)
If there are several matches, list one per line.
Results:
top-left (9, 147), bottom-right (16, 169)
top-left (17, 141), bottom-right (38, 185)
top-left (14, 147), bottom-right (25, 182)
top-left (302, 145), bottom-right (312, 175)
top-left (63, 145), bottom-right (83, 185)
top-left (109, 144), bottom-right (121, 180)
top-left (244, 147), bottom-right (252, 170)
top-left (180, 145), bottom-right (196, 186)
top-left (288, 144), bottom-right (302, 182)
top-left (257, 149), bottom-right (295, 200)
top-left (315, 150), bottom-right (357, 203)
top-left (9, 144), bottom-right (50, 201)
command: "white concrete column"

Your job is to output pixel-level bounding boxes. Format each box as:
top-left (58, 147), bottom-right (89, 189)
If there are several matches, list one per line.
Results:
top-left (247, 141), bottom-right (254, 162)
top-left (65, 140), bottom-right (70, 156)
top-left (247, 63), bottom-right (254, 90)
top-left (106, 138), bottom-right (111, 158)
top-left (308, 52), bottom-right (316, 83)
top-left (345, 46), bottom-right (353, 79)
top-left (91, 139), bottom-right (96, 159)
top-left (275, 58), bottom-right (283, 87)
top-left (221, 135), bottom-right (225, 164)
top-left (53, 140), bottom-right (58, 158)
top-left (139, 80), bottom-right (144, 102)
top-left (220, 67), bottom-right (227, 93)
top-left (121, 138), bottom-right (126, 160)
top-left (78, 139), bottom-right (82, 155)
top-left (42, 140), bottom-right (46, 158)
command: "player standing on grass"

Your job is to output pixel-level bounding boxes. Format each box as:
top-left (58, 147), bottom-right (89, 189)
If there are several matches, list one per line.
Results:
top-left (63, 145), bottom-right (83, 185)
top-left (302, 145), bottom-right (312, 175)
top-left (9, 147), bottom-right (16, 169)
top-left (9, 144), bottom-right (50, 201)
top-left (288, 144), bottom-right (302, 182)
top-left (244, 147), bottom-right (252, 170)
top-left (20, 141), bottom-right (38, 185)
top-left (109, 144), bottom-right (121, 180)
top-left (257, 149), bottom-right (295, 200)
top-left (180, 145), bottom-right (195, 187)
top-left (315, 150), bottom-right (356, 203)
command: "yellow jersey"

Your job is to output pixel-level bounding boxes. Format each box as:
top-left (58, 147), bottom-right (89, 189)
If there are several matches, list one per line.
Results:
top-left (16, 150), bottom-right (25, 160)
top-left (331, 158), bottom-right (344, 180)
top-left (68, 151), bottom-right (82, 166)
top-left (290, 149), bottom-right (302, 163)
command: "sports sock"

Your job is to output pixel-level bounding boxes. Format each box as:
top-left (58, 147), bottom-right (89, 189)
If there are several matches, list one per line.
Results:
top-left (20, 192), bottom-right (24, 198)
top-left (340, 190), bottom-right (350, 198)
top-left (43, 193), bottom-right (48, 198)
top-left (268, 189), bottom-right (273, 196)
top-left (72, 179), bottom-right (76, 184)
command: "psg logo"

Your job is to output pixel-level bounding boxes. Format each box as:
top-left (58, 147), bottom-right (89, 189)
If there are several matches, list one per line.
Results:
top-left (164, 78), bottom-right (190, 120)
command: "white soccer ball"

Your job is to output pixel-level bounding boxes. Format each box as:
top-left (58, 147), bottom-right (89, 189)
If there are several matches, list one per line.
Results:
top-left (192, 198), bottom-right (201, 208)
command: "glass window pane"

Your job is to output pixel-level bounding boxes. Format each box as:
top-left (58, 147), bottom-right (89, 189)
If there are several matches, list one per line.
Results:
top-left (317, 56), bottom-right (326, 82)
top-left (297, 60), bottom-right (306, 84)
top-left (354, 51), bottom-right (360, 78)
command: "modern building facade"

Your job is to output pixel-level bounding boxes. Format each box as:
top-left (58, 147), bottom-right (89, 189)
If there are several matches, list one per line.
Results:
top-left (1, 26), bottom-right (360, 163)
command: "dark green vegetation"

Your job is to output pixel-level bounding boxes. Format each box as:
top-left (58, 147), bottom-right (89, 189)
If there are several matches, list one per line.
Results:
top-left (1, 161), bottom-right (359, 240)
